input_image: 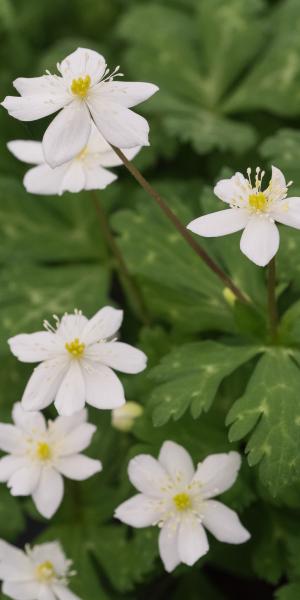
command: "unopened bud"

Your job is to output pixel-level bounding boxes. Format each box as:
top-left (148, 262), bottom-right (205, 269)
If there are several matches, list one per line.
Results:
top-left (112, 402), bottom-right (143, 432)
top-left (223, 287), bottom-right (237, 306)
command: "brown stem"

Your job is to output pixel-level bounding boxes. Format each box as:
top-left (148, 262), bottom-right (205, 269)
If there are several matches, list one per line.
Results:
top-left (267, 257), bottom-right (278, 340)
top-left (111, 146), bottom-right (248, 303)
top-left (90, 192), bottom-right (150, 325)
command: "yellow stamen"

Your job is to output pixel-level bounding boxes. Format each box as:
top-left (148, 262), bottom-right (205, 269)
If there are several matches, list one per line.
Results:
top-left (65, 338), bottom-right (85, 358)
top-left (36, 441), bottom-right (52, 461)
top-left (36, 560), bottom-right (55, 582)
top-left (76, 146), bottom-right (88, 161)
top-left (248, 192), bottom-right (268, 212)
top-left (173, 492), bottom-right (191, 511)
top-left (71, 75), bottom-right (91, 98)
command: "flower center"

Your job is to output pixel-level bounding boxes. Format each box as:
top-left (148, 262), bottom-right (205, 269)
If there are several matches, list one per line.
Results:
top-left (76, 146), bottom-right (89, 161)
top-left (65, 338), bottom-right (85, 358)
top-left (35, 560), bottom-right (55, 582)
top-left (71, 75), bottom-right (91, 98)
top-left (36, 441), bottom-right (52, 461)
top-left (248, 191), bottom-right (268, 212)
top-left (173, 492), bottom-right (191, 511)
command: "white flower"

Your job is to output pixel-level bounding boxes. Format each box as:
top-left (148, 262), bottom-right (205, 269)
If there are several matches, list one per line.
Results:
top-left (115, 441), bottom-right (250, 572)
top-left (111, 401), bottom-right (143, 432)
top-left (187, 166), bottom-right (300, 266)
top-left (0, 403), bottom-right (101, 518)
top-left (7, 124), bottom-right (141, 196)
top-left (0, 539), bottom-right (80, 600)
top-left (1, 47), bottom-right (158, 167)
top-left (8, 306), bottom-right (147, 416)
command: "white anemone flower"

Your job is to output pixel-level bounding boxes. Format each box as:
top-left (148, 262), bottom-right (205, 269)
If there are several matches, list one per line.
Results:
top-left (0, 403), bottom-right (101, 519)
top-left (187, 166), bottom-right (300, 266)
top-left (8, 306), bottom-right (147, 416)
top-left (0, 539), bottom-right (80, 600)
top-left (1, 47), bottom-right (158, 167)
top-left (115, 441), bottom-right (250, 572)
top-left (7, 124), bottom-right (141, 195)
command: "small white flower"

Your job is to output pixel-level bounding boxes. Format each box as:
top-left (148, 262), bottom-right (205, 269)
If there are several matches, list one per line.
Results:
top-left (0, 539), bottom-right (80, 600)
top-left (0, 403), bottom-right (101, 518)
top-left (115, 441), bottom-right (250, 572)
top-left (1, 47), bottom-right (158, 167)
top-left (7, 124), bottom-right (141, 196)
top-left (8, 306), bottom-right (147, 416)
top-left (187, 165), bottom-right (300, 266)
top-left (111, 401), bottom-right (143, 432)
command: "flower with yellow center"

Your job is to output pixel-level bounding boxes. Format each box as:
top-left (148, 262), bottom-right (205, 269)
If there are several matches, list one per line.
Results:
top-left (0, 403), bottom-right (102, 519)
top-left (115, 441), bottom-right (250, 573)
top-left (187, 165), bottom-right (300, 267)
top-left (0, 539), bottom-right (81, 600)
top-left (65, 338), bottom-right (85, 358)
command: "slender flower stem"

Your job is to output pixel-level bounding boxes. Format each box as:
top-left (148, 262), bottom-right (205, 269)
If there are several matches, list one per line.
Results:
top-left (267, 257), bottom-right (278, 340)
top-left (111, 145), bottom-right (248, 304)
top-left (90, 192), bottom-right (150, 325)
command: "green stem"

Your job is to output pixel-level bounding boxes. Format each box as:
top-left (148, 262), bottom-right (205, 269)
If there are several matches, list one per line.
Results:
top-left (111, 145), bottom-right (248, 304)
top-left (90, 192), bottom-right (150, 325)
top-left (267, 257), bottom-right (278, 340)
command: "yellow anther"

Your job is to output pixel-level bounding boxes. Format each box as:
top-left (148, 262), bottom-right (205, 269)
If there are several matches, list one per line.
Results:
top-left (65, 338), bottom-right (85, 358)
top-left (36, 441), bottom-right (52, 461)
top-left (36, 561), bottom-right (55, 582)
top-left (173, 492), bottom-right (191, 511)
top-left (71, 75), bottom-right (91, 98)
top-left (76, 146), bottom-right (89, 161)
top-left (248, 192), bottom-right (268, 212)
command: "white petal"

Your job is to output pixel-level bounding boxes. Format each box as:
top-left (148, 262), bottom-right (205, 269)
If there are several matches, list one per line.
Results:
top-left (7, 140), bottom-right (44, 165)
top-left (59, 423), bottom-right (96, 455)
top-left (60, 161), bottom-right (86, 194)
top-left (214, 173), bottom-right (250, 204)
top-left (32, 468), bottom-right (64, 519)
top-left (56, 454), bottom-right (102, 480)
top-left (82, 306), bottom-right (123, 344)
top-left (270, 165), bottom-right (287, 200)
top-left (84, 164), bottom-right (117, 190)
top-left (54, 361), bottom-right (85, 417)
top-left (0, 540), bottom-right (32, 580)
top-left (128, 454), bottom-right (168, 497)
top-left (49, 409), bottom-right (87, 438)
top-left (187, 208), bottom-right (248, 237)
top-left (24, 164), bottom-right (68, 196)
top-left (192, 452), bottom-right (241, 498)
top-left (178, 518), bottom-right (209, 566)
top-left (240, 216), bottom-right (279, 266)
top-left (1, 95), bottom-right (67, 122)
top-left (158, 441), bottom-right (194, 486)
top-left (0, 456), bottom-right (27, 482)
top-left (59, 47), bottom-right (106, 86)
top-left (83, 362), bottom-right (125, 409)
top-left (202, 500), bottom-right (250, 544)
top-left (115, 493), bottom-right (160, 527)
top-left (88, 98), bottom-right (150, 148)
top-left (86, 124), bottom-right (141, 166)
top-left (43, 102), bottom-right (91, 168)
top-left (8, 464), bottom-right (41, 496)
top-left (3, 581), bottom-right (39, 600)
top-left (21, 358), bottom-right (69, 411)
top-left (8, 331), bottom-right (63, 363)
top-left (159, 521), bottom-right (180, 572)
top-left (12, 403), bottom-right (46, 434)
top-left (31, 542), bottom-right (67, 575)
top-left (38, 586), bottom-right (56, 600)
top-left (56, 313), bottom-right (88, 341)
top-left (53, 585), bottom-right (81, 600)
top-left (13, 75), bottom-right (67, 98)
top-left (273, 197), bottom-right (300, 229)
top-left (86, 341), bottom-right (147, 374)
top-left (94, 81), bottom-right (159, 108)
top-left (0, 424), bottom-right (25, 453)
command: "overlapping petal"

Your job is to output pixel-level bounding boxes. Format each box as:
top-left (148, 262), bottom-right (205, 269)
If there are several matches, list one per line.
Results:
top-left (240, 217), bottom-right (280, 266)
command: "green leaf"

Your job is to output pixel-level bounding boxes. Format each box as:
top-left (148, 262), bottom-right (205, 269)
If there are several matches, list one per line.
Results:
top-left (150, 341), bottom-right (259, 425)
top-left (276, 584), bottom-right (300, 600)
top-left (112, 181), bottom-right (236, 334)
top-left (227, 350), bottom-right (300, 494)
top-left (0, 488), bottom-right (25, 541)
top-left (0, 263), bottom-right (110, 353)
top-left (117, 0), bottom-right (263, 154)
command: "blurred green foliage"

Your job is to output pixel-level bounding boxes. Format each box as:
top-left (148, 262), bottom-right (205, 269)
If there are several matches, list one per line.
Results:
top-left (2, 0), bottom-right (300, 598)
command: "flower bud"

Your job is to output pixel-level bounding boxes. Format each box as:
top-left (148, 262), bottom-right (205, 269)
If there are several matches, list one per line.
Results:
top-left (112, 402), bottom-right (143, 432)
